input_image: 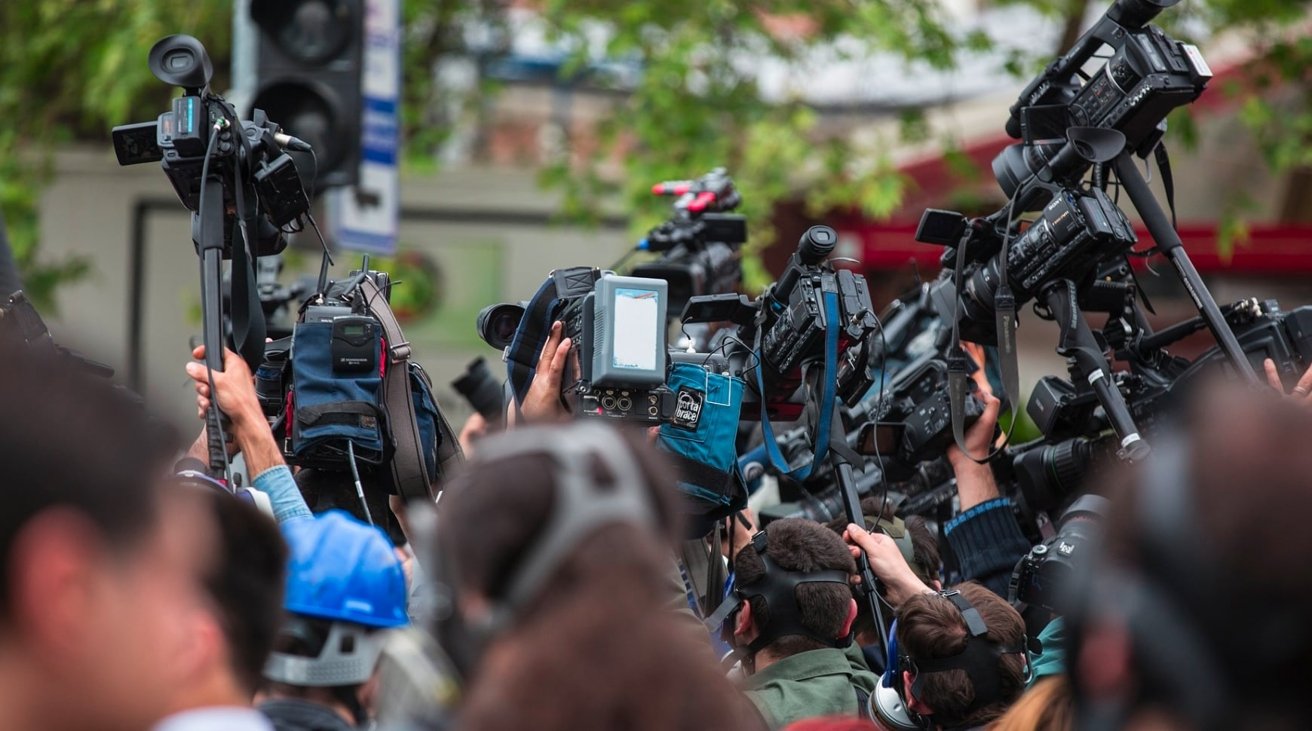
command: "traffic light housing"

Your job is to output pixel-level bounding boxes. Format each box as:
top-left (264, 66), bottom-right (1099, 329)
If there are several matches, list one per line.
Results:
top-left (248, 0), bottom-right (362, 193)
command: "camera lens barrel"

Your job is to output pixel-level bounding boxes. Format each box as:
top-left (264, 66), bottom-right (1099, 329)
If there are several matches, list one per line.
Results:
top-left (452, 357), bottom-right (505, 422)
top-left (476, 303), bottom-right (526, 351)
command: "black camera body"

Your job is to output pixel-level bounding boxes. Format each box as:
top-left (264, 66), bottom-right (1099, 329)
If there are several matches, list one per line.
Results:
top-left (920, 187), bottom-right (1137, 343)
top-left (857, 359), bottom-right (986, 479)
top-left (632, 168), bottom-right (747, 315)
top-left (686, 226), bottom-right (878, 420)
top-left (112, 36), bottom-right (310, 257)
top-left (1010, 494), bottom-right (1109, 614)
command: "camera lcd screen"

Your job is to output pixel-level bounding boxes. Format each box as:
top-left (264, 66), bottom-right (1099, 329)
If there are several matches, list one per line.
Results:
top-left (612, 288), bottom-right (661, 371)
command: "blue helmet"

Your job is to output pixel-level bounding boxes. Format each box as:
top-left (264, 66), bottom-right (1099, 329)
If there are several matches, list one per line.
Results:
top-left (280, 510), bottom-right (409, 629)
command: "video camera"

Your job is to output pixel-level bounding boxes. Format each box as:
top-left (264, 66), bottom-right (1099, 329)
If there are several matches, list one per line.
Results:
top-left (685, 225), bottom-right (879, 419)
top-left (855, 359), bottom-right (986, 477)
top-left (111, 35), bottom-right (311, 251)
top-left (999, 0), bottom-right (1212, 213)
top-left (918, 186), bottom-right (1138, 344)
top-left (631, 167), bottom-right (747, 315)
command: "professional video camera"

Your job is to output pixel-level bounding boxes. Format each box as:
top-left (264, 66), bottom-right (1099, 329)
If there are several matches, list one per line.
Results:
top-left (112, 35), bottom-right (311, 247)
top-left (111, 34), bottom-right (317, 478)
top-left (685, 225), bottom-right (879, 420)
top-left (631, 167), bottom-right (746, 315)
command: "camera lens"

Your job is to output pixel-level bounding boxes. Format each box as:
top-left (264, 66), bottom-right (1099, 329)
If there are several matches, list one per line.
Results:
top-left (452, 357), bottom-right (505, 423)
top-left (1108, 0), bottom-right (1179, 30)
top-left (960, 258), bottom-right (1003, 326)
top-left (476, 303), bottom-right (526, 351)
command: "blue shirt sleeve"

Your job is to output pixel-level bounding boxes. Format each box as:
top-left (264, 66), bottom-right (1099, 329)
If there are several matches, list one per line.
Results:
top-left (251, 465), bottom-right (313, 524)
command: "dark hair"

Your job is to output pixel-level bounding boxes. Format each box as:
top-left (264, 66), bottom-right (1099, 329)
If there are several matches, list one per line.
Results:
top-left (437, 425), bottom-right (763, 731)
top-left (295, 468), bottom-right (406, 547)
top-left (0, 347), bottom-right (178, 619)
top-left (823, 498), bottom-right (940, 583)
top-left (734, 517), bottom-right (857, 659)
top-left (198, 490), bottom-right (287, 694)
top-left (896, 582), bottom-right (1026, 729)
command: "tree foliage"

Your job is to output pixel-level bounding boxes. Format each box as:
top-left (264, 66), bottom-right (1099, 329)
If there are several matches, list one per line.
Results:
top-left (2, 0), bottom-right (1311, 305)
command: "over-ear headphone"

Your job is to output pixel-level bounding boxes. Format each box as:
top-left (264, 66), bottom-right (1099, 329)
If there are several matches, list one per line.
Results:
top-left (704, 528), bottom-right (854, 654)
top-left (875, 590), bottom-right (1028, 730)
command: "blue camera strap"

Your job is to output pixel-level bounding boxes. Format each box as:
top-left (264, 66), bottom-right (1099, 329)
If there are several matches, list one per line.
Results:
top-left (755, 289), bottom-right (839, 481)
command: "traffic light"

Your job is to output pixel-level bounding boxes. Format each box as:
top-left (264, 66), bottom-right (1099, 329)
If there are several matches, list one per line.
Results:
top-left (247, 0), bottom-right (362, 193)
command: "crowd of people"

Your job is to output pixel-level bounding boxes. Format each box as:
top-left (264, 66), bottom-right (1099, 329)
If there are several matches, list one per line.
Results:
top-left (4, 313), bottom-right (1312, 731)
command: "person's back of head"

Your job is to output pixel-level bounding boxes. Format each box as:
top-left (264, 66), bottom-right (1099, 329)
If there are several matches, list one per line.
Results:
top-left (0, 346), bottom-right (207, 731)
top-left (200, 487), bottom-right (289, 697)
top-left (1073, 386), bottom-right (1312, 731)
top-left (895, 581), bottom-right (1027, 729)
top-left (731, 517), bottom-right (858, 663)
top-left (434, 422), bottom-right (763, 731)
top-left (261, 510), bottom-right (407, 728)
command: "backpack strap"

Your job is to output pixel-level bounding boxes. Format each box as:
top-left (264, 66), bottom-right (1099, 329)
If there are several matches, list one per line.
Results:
top-left (360, 277), bottom-right (431, 502)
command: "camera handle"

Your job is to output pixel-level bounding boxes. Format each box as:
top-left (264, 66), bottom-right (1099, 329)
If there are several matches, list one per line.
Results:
top-left (1113, 153), bottom-right (1258, 383)
top-left (197, 172), bottom-right (232, 479)
top-left (1041, 280), bottom-right (1150, 462)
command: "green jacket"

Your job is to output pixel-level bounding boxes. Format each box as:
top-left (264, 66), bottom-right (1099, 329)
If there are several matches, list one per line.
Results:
top-left (743, 646), bottom-right (880, 729)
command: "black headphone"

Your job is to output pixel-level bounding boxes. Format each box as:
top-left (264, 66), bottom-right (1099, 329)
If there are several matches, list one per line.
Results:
top-left (704, 529), bottom-right (854, 654)
top-left (887, 589), bottom-right (1028, 729)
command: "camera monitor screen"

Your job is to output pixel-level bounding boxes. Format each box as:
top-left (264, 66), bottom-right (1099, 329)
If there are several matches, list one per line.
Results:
top-left (592, 275), bottom-right (668, 387)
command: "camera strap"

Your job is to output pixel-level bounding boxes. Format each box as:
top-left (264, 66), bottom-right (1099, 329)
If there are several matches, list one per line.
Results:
top-left (754, 288), bottom-right (840, 481)
top-left (504, 267), bottom-right (598, 406)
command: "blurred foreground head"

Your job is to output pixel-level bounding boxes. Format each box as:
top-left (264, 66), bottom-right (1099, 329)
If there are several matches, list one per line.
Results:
top-left (1073, 384), bottom-right (1312, 731)
top-left (430, 421), bottom-right (762, 731)
top-left (0, 344), bottom-right (212, 731)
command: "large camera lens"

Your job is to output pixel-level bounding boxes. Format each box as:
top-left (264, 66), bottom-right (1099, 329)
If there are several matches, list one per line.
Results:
top-left (476, 303), bottom-right (526, 351)
top-left (451, 357), bottom-right (505, 423)
top-left (1014, 437), bottom-right (1097, 514)
top-left (960, 257), bottom-right (1003, 326)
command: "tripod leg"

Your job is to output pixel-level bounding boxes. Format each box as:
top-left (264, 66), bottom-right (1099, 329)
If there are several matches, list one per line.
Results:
top-left (1113, 153), bottom-right (1257, 383)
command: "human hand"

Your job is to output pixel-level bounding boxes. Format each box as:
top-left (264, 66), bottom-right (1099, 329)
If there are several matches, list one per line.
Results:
top-left (458, 411), bottom-right (489, 456)
top-left (844, 523), bottom-right (932, 609)
top-left (519, 321), bottom-right (573, 424)
top-left (722, 509), bottom-right (757, 560)
top-left (185, 345), bottom-right (265, 447)
top-left (947, 391), bottom-right (1002, 467)
top-left (1264, 358), bottom-right (1312, 404)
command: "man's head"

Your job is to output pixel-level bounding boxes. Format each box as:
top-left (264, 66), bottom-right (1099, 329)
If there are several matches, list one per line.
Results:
top-left (895, 582), bottom-right (1027, 729)
top-left (0, 348), bottom-right (209, 731)
top-left (169, 485), bottom-right (288, 705)
top-left (730, 518), bottom-right (858, 663)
